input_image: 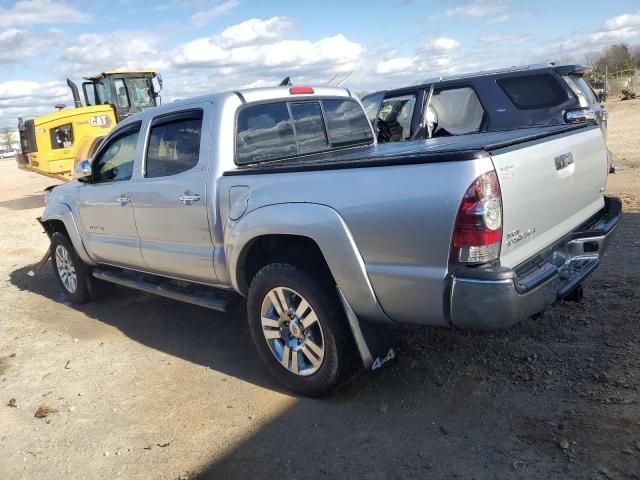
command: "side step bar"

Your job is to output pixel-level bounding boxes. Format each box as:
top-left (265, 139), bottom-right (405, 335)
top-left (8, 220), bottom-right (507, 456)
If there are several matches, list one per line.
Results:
top-left (92, 268), bottom-right (236, 313)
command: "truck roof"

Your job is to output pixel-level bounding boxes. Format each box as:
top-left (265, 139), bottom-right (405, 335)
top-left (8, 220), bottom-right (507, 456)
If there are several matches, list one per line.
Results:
top-left (235, 85), bottom-right (353, 103)
top-left (162, 85), bottom-right (353, 109)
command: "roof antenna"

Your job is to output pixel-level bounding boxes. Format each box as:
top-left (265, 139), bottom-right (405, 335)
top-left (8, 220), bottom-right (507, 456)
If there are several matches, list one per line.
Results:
top-left (325, 73), bottom-right (339, 85)
top-left (279, 77), bottom-right (292, 86)
top-left (336, 71), bottom-right (355, 87)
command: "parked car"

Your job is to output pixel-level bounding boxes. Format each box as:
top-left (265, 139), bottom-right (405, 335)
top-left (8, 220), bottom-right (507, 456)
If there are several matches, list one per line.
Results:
top-left (0, 148), bottom-right (18, 159)
top-left (40, 85), bottom-right (620, 396)
top-left (362, 64), bottom-right (614, 172)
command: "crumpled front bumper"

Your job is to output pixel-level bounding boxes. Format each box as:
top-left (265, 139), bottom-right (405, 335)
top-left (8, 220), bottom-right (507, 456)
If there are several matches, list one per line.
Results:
top-left (449, 196), bottom-right (622, 330)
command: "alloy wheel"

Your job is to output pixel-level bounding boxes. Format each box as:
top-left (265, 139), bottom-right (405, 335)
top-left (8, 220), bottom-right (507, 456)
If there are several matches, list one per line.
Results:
top-left (260, 287), bottom-right (325, 376)
top-left (55, 244), bottom-right (78, 294)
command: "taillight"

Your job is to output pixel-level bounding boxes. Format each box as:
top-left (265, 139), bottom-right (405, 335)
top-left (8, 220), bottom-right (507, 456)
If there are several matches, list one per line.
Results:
top-left (289, 86), bottom-right (314, 95)
top-left (451, 171), bottom-right (502, 264)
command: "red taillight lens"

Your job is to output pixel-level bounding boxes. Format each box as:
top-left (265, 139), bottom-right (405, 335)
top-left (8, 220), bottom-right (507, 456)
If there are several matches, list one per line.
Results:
top-left (451, 171), bottom-right (502, 264)
top-left (289, 86), bottom-right (314, 95)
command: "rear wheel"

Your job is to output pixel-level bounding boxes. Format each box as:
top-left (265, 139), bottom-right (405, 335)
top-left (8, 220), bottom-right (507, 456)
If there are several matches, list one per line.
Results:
top-left (247, 263), bottom-right (355, 396)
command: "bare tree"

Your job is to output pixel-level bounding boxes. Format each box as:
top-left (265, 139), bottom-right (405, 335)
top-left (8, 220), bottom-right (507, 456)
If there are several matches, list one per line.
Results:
top-left (551, 54), bottom-right (575, 66)
top-left (0, 127), bottom-right (16, 151)
top-left (583, 51), bottom-right (600, 70)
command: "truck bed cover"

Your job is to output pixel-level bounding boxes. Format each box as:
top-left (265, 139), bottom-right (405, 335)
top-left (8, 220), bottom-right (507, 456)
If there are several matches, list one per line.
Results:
top-left (224, 124), bottom-right (590, 176)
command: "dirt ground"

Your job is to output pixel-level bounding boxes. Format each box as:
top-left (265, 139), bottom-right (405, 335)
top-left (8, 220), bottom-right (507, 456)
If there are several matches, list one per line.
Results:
top-left (1, 100), bottom-right (639, 480)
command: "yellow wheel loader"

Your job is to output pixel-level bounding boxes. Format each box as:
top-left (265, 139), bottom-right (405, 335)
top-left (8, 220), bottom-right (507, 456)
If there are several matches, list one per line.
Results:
top-left (17, 71), bottom-right (162, 179)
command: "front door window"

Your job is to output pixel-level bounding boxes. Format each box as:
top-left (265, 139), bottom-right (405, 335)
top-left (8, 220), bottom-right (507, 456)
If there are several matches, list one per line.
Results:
top-left (93, 126), bottom-right (140, 183)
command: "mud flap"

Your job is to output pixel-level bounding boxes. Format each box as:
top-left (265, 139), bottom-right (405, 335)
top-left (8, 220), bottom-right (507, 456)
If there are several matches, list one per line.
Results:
top-left (35, 246), bottom-right (51, 272)
top-left (337, 289), bottom-right (396, 371)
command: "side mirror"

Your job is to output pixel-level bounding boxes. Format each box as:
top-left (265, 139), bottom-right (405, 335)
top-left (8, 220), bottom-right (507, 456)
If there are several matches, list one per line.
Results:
top-left (74, 159), bottom-right (92, 182)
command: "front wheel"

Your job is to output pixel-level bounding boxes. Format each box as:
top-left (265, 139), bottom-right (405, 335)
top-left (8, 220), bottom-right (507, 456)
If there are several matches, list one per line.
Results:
top-left (247, 263), bottom-right (355, 396)
top-left (50, 232), bottom-right (92, 304)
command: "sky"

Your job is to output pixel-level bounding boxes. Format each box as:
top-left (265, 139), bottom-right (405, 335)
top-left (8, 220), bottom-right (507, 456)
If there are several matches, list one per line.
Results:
top-left (1, 0), bottom-right (639, 129)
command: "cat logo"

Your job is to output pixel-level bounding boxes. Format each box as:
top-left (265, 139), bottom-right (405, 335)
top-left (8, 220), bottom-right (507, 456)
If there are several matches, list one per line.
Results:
top-left (89, 115), bottom-right (112, 129)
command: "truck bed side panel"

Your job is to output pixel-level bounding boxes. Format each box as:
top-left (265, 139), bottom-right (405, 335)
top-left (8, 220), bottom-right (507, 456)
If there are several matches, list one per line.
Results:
top-left (220, 157), bottom-right (495, 326)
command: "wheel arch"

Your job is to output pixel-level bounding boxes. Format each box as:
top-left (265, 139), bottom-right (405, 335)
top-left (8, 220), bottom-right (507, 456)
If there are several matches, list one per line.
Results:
top-left (225, 202), bottom-right (391, 324)
top-left (240, 234), bottom-right (332, 294)
top-left (40, 203), bottom-right (95, 266)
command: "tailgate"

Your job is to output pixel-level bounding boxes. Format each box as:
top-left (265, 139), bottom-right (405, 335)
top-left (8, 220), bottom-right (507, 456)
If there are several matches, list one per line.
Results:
top-left (491, 126), bottom-right (608, 268)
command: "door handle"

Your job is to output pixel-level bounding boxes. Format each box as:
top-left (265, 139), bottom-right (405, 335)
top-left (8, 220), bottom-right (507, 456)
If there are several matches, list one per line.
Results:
top-left (117, 194), bottom-right (132, 205)
top-left (178, 193), bottom-right (201, 205)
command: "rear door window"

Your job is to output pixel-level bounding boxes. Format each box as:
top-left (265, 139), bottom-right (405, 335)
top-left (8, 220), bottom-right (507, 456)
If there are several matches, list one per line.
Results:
top-left (145, 110), bottom-right (203, 178)
top-left (497, 74), bottom-right (568, 110)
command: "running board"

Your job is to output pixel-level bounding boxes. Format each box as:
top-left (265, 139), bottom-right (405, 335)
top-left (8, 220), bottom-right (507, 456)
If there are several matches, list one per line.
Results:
top-left (92, 268), bottom-right (236, 313)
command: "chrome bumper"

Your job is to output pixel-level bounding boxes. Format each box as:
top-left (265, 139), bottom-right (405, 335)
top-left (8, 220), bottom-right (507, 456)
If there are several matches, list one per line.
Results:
top-left (449, 196), bottom-right (621, 330)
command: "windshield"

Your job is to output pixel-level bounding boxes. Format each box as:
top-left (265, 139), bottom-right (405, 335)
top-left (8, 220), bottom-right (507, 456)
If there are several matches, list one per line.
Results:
top-left (126, 78), bottom-right (155, 108)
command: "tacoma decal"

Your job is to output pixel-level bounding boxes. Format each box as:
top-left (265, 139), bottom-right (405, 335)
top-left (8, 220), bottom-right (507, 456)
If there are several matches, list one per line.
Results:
top-left (506, 227), bottom-right (536, 247)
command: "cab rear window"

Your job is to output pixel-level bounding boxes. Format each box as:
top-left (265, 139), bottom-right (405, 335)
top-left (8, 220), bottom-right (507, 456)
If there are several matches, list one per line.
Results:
top-left (236, 98), bottom-right (372, 165)
top-left (235, 103), bottom-right (297, 164)
top-left (497, 74), bottom-right (568, 110)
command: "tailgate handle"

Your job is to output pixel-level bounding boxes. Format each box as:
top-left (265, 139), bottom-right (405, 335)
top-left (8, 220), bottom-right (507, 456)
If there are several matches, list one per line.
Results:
top-left (555, 152), bottom-right (574, 171)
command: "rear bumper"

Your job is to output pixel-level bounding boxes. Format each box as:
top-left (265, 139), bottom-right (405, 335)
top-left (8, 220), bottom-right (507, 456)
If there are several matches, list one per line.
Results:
top-left (449, 196), bottom-right (621, 330)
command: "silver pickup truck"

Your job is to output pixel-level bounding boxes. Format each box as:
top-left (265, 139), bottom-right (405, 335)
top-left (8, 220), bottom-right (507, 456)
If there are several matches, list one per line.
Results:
top-left (40, 85), bottom-right (621, 396)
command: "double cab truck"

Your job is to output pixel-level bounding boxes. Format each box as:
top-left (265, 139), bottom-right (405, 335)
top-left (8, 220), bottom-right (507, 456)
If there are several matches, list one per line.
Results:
top-left (40, 85), bottom-right (621, 396)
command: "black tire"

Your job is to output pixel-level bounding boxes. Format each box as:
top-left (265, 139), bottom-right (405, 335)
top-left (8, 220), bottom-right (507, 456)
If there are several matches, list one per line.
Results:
top-left (50, 232), bottom-right (92, 304)
top-left (247, 263), bottom-right (355, 397)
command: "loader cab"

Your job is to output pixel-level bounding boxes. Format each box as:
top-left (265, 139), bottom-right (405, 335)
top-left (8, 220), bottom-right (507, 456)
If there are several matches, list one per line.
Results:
top-left (81, 71), bottom-right (162, 122)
